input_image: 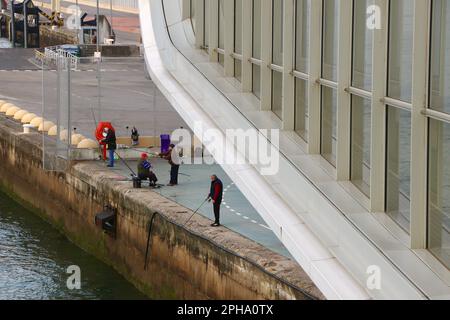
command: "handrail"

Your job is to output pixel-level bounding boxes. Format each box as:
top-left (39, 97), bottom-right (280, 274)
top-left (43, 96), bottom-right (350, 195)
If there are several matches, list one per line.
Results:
top-left (43, 46), bottom-right (79, 70)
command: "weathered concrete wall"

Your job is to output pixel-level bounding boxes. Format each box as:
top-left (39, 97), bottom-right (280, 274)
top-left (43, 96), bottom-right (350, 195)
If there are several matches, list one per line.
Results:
top-left (0, 115), bottom-right (323, 300)
top-left (79, 44), bottom-right (141, 57)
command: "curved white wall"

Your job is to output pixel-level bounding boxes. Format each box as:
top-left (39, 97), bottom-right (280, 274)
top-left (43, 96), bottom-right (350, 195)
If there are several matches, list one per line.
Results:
top-left (138, 0), bottom-right (436, 300)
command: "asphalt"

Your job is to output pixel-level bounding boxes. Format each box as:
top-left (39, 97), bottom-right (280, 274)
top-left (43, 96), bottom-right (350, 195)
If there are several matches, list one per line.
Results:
top-left (0, 47), bottom-right (38, 70)
top-left (0, 56), bottom-right (186, 138)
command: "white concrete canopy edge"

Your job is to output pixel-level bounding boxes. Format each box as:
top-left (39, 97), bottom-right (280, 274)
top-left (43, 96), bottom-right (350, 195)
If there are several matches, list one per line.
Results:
top-left (138, 0), bottom-right (427, 300)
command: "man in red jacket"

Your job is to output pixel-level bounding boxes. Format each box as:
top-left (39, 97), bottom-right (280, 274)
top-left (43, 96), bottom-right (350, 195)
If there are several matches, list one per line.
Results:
top-left (208, 175), bottom-right (223, 227)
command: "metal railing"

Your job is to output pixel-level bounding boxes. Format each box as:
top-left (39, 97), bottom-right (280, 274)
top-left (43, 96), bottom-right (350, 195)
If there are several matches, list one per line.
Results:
top-left (39, 46), bottom-right (79, 70)
top-left (56, 48), bottom-right (79, 70)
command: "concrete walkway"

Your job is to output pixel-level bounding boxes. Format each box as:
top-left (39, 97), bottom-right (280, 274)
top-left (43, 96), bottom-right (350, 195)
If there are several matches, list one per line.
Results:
top-left (92, 157), bottom-right (291, 258)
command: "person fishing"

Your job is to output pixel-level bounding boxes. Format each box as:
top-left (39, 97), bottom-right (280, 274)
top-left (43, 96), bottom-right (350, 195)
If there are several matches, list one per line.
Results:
top-left (131, 127), bottom-right (140, 146)
top-left (159, 144), bottom-right (181, 186)
top-left (101, 127), bottom-right (117, 168)
top-left (207, 175), bottom-right (223, 227)
top-left (137, 153), bottom-right (158, 187)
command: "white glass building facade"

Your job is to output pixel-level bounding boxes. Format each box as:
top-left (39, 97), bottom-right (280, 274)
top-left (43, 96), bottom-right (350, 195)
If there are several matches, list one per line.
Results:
top-left (140, 0), bottom-right (450, 298)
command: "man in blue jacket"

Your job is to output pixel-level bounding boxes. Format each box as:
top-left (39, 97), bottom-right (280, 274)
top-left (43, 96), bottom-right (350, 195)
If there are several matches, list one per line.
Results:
top-left (208, 175), bottom-right (223, 227)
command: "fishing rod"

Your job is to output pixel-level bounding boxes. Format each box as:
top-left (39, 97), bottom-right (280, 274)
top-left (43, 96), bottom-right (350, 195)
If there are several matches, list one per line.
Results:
top-left (90, 106), bottom-right (137, 177)
top-left (115, 151), bottom-right (137, 177)
top-left (125, 146), bottom-right (159, 157)
top-left (132, 144), bottom-right (191, 177)
top-left (91, 106), bottom-right (105, 162)
top-left (130, 148), bottom-right (192, 177)
top-left (169, 171), bottom-right (191, 178)
top-left (124, 147), bottom-right (190, 177)
top-left (182, 197), bottom-right (209, 228)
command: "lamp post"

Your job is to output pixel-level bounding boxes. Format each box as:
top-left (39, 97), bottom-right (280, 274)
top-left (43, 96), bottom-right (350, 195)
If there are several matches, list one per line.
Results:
top-left (96, 0), bottom-right (101, 121)
top-left (76, 0), bottom-right (79, 43)
top-left (110, 0), bottom-right (113, 39)
top-left (96, 0), bottom-right (99, 52)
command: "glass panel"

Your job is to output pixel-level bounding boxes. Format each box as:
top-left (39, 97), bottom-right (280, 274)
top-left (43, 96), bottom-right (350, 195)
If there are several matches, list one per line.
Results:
top-left (351, 96), bottom-right (372, 197)
top-left (253, 64), bottom-right (261, 98)
top-left (428, 119), bottom-right (450, 268)
top-left (252, 0), bottom-right (262, 59)
top-left (321, 87), bottom-right (337, 167)
top-left (386, 107), bottom-right (411, 233)
top-left (272, 71), bottom-right (283, 119)
top-left (235, 60), bottom-right (242, 82)
top-left (218, 0), bottom-right (225, 49)
top-left (388, 0), bottom-right (414, 102)
top-left (252, 0), bottom-right (261, 99)
top-left (352, 0), bottom-right (373, 90)
top-left (322, 0), bottom-right (339, 81)
top-left (430, 0), bottom-right (450, 114)
top-left (295, 0), bottom-right (310, 73)
top-left (295, 78), bottom-right (309, 141)
top-left (235, 0), bottom-right (242, 82)
top-left (272, 0), bottom-right (283, 66)
top-left (204, 0), bottom-right (210, 48)
top-left (235, 0), bottom-right (242, 54)
top-left (191, 0), bottom-right (196, 33)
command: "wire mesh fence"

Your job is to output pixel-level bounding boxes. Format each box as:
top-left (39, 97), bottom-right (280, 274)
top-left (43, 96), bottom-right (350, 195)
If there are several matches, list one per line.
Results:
top-left (42, 56), bottom-right (71, 171)
top-left (41, 55), bottom-right (186, 171)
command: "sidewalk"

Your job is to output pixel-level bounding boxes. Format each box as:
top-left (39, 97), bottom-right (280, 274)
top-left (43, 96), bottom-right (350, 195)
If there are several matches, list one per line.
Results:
top-left (95, 157), bottom-right (291, 257)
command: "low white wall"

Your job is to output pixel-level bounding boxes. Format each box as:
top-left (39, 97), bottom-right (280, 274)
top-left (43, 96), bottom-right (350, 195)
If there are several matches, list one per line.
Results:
top-left (98, 0), bottom-right (138, 9)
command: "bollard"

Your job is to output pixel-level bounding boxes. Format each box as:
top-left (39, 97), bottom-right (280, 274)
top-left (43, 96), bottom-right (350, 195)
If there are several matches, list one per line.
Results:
top-left (23, 124), bottom-right (34, 134)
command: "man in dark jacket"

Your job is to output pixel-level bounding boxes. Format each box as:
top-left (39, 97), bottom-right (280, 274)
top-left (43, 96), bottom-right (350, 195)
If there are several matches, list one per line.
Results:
top-left (208, 175), bottom-right (223, 227)
top-left (137, 153), bottom-right (158, 186)
top-left (159, 144), bottom-right (181, 186)
top-left (102, 127), bottom-right (117, 167)
top-left (131, 127), bottom-right (139, 146)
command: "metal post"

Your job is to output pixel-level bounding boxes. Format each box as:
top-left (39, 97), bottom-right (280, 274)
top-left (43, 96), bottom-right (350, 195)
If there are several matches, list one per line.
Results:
top-left (110, 0), bottom-right (113, 38)
top-left (41, 50), bottom-right (45, 166)
top-left (96, 0), bottom-right (99, 52)
top-left (76, 0), bottom-right (79, 42)
top-left (11, 0), bottom-right (15, 47)
top-left (97, 59), bottom-right (101, 121)
top-left (23, 0), bottom-right (27, 48)
top-left (67, 57), bottom-right (72, 162)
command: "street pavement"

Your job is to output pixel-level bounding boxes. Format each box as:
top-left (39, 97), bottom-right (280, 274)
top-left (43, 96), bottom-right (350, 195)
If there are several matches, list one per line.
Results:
top-left (0, 47), bottom-right (38, 70)
top-left (0, 55), bottom-right (186, 138)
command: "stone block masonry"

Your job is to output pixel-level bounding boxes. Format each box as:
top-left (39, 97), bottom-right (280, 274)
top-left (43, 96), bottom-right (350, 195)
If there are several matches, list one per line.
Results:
top-left (0, 114), bottom-right (323, 300)
top-left (39, 26), bottom-right (78, 48)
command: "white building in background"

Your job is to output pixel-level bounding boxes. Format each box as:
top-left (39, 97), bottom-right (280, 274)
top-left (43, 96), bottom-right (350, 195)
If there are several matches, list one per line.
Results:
top-left (139, 0), bottom-right (450, 299)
